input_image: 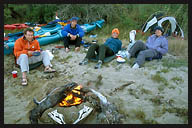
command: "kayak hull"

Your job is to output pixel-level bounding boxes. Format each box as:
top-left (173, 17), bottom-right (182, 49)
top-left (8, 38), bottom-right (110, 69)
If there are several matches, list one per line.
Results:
top-left (4, 31), bottom-right (63, 55)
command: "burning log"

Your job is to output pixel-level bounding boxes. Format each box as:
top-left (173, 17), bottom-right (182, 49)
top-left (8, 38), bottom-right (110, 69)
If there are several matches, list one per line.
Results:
top-left (29, 82), bottom-right (79, 124)
top-left (29, 82), bottom-right (122, 124)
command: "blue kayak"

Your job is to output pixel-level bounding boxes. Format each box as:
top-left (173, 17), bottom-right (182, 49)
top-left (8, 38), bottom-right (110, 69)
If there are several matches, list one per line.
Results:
top-left (80, 23), bottom-right (97, 33)
top-left (4, 30), bottom-right (63, 55)
top-left (37, 30), bottom-right (63, 46)
top-left (34, 23), bottom-right (62, 36)
top-left (80, 19), bottom-right (105, 33)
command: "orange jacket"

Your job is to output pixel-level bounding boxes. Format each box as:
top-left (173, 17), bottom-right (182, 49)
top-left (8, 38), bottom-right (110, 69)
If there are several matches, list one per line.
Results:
top-left (14, 37), bottom-right (40, 60)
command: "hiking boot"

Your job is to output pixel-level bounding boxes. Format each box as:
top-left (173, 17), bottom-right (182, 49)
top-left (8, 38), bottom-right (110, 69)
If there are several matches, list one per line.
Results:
top-left (79, 58), bottom-right (88, 65)
top-left (95, 60), bottom-right (102, 69)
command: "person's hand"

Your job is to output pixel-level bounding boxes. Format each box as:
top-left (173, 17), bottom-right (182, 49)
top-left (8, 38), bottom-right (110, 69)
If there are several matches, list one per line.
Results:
top-left (69, 34), bottom-right (74, 40)
top-left (73, 35), bottom-right (77, 40)
top-left (70, 34), bottom-right (76, 40)
top-left (28, 51), bottom-right (34, 56)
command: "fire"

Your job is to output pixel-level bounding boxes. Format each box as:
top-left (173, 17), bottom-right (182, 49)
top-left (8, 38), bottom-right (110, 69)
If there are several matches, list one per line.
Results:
top-left (59, 85), bottom-right (83, 107)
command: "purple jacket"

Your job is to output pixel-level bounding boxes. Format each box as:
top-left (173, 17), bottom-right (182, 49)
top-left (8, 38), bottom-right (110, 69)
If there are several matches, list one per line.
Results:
top-left (146, 34), bottom-right (168, 55)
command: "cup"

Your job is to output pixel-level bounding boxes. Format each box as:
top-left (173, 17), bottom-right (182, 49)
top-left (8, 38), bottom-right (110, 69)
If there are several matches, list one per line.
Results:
top-left (12, 71), bottom-right (17, 78)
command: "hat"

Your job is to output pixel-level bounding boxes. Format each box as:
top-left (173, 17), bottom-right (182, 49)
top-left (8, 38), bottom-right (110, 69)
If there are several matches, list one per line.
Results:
top-left (154, 26), bottom-right (164, 33)
top-left (70, 17), bottom-right (79, 21)
top-left (112, 28), bottom-right (120, 35)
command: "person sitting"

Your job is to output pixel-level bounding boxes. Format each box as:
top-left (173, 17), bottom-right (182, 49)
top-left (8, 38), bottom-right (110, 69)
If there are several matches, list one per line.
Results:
top-left (14, 28), bottom-right (56, 86)
top-left (61, 17), bottom-right (85, 52)
top-left (79, 28), bottom-right (122, 69)
top-left (126, 26), bottom-right (168, 68)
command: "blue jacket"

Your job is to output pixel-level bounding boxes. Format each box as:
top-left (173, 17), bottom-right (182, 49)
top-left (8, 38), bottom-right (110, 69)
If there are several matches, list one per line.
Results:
top-left (104, 37), bottom-right (122, 54)
top-left (61, 24), bottom-right (85, 38)
top-left (146, 34), bottom-right (168, 55)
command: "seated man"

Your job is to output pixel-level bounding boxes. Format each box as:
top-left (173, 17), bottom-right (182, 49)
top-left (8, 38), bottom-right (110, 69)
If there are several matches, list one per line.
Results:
top-left (61, 17), bottom-right (85, 52)
top-left (14, 28), bottom-right (56, 86)
top-left (79, 28), bottom-right (122, 69)
top-left (126, 26), bottom-right (168, 68)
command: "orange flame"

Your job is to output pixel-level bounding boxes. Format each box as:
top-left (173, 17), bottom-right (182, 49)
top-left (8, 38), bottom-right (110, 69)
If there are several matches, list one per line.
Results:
top-left (59, 85), bottom-right (83, 107)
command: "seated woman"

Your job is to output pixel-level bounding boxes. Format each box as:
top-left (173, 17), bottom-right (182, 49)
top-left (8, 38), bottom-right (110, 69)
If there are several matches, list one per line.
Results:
top-left (126, 26), bottom-right (168, 68)
top-left (79, 28), bottom-right (122, 69)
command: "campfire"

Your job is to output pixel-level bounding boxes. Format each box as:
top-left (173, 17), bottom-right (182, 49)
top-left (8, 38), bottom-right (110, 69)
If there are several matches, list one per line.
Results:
top-left (30, 82), bottom-right (125, 124)
top-left (59, 85), bottom-right (83, 107)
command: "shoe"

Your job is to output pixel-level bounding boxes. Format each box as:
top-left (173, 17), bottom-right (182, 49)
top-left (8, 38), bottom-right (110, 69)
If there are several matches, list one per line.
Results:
top-left (132, 63), bottom-right (140, 69)
top-left (65, 48), bottom-right (70, 53)
top-left (95, 60), bottom-right (102, 69)
top-left (44, 67), bottom-right (56, 73)
top-left (75, 47), bottom-right (80, 52)
top-left (22, 78), bottom-right (27, 86)
top-left (79, 58), bottom-right (88, 65)
top-left (117, 56), bottom-right (126, 63)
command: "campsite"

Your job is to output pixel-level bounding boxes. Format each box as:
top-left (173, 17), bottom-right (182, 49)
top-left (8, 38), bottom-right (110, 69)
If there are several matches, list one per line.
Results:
top-left (4, 4), bottom-right (188, 124)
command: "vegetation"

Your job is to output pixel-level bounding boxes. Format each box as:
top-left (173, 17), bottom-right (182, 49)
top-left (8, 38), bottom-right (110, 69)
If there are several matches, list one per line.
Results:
top-left (4, 4), bottom-right (188, 36)
top-left (162, 57), bottom-right (188, 68)
top-left (151, 73), bottom-right (168, 86)
top-left (171, 76), bottom-right (184, 85)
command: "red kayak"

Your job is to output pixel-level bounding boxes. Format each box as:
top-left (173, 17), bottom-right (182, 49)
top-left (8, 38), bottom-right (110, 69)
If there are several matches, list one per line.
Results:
top-left (4, 24), bottom-right (29, 30)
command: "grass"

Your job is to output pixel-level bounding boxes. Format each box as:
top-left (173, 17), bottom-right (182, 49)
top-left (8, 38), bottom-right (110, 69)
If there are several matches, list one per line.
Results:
top-left (140, 87), bottom-right (152, 95)
top-left (128, 88), bottom-right (139, 99)
top-left (158, 84), bottom-right (166, 92)
top-left (167, 38), bottom-right (188, 57)
top-left (150, 95), bottom-right (164, 105)
top-left (166, 107), bottom-right (188, 117)
top-left (171, 76), bottom-right (184, 85)
top-left (162, 57), bottom-right (188, 68)
top-left (143, 119), bottom-right (159, 124)
top-left (151, 73), bottom-right (169, 86)
top-left (153, 107), bottom-right (166, 118)
top-left (160, 68), bottom-right (170, 73)
top-left (132, 109), bottom-right (146, 120)
top-left (60, 55), bottom-right (73, 62)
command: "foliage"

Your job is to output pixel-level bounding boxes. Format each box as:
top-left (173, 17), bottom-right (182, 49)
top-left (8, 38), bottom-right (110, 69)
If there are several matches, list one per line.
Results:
top-left (4, 4), bottom-right (188, 33)
top-left (151, 73), bottom-right (168, 86)
top-left (162, 57), bottom-right (188, 68)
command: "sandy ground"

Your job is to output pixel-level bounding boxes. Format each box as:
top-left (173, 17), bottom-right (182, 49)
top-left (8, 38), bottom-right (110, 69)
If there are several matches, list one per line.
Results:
top-left (4, 43), bottom-right (188, 124)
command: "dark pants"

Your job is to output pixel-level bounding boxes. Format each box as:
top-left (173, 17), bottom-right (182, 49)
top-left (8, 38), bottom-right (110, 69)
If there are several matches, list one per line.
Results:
top-left (63, 36), bottom-right (82, 48)
top-left (129, 40), bottom-right (159, 66)
top-left (85, 44), bottom-right (114, 62)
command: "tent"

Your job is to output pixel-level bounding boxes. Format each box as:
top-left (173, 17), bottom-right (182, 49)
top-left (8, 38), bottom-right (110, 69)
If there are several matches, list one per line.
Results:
top-left (141, 12), bottom-right (184, 38)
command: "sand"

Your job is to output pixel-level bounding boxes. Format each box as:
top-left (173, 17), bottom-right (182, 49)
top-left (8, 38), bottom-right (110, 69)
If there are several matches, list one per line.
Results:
top-left (4, 43), bottom-right (188, 124)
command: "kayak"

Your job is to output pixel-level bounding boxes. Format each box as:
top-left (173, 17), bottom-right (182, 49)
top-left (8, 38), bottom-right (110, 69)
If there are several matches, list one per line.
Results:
top-left (4, 24), bottom-right (29, 30)
top-left (80, 19), bottom-right (105, 33)
top-left (33, 23), bottom-right (63, 36)
top-left (80, 23), bottom-right (97, 33)
top-left (95, 19), bottom-right (105, 28)
top-left (4, 30), bottom-right (63, 55)
top-left (36, 30), bottom-right (63, 46)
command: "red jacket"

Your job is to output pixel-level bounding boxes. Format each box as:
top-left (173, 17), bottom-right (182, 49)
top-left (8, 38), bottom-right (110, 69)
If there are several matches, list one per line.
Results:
top-left (14, 37), bottom-right (40, 60)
